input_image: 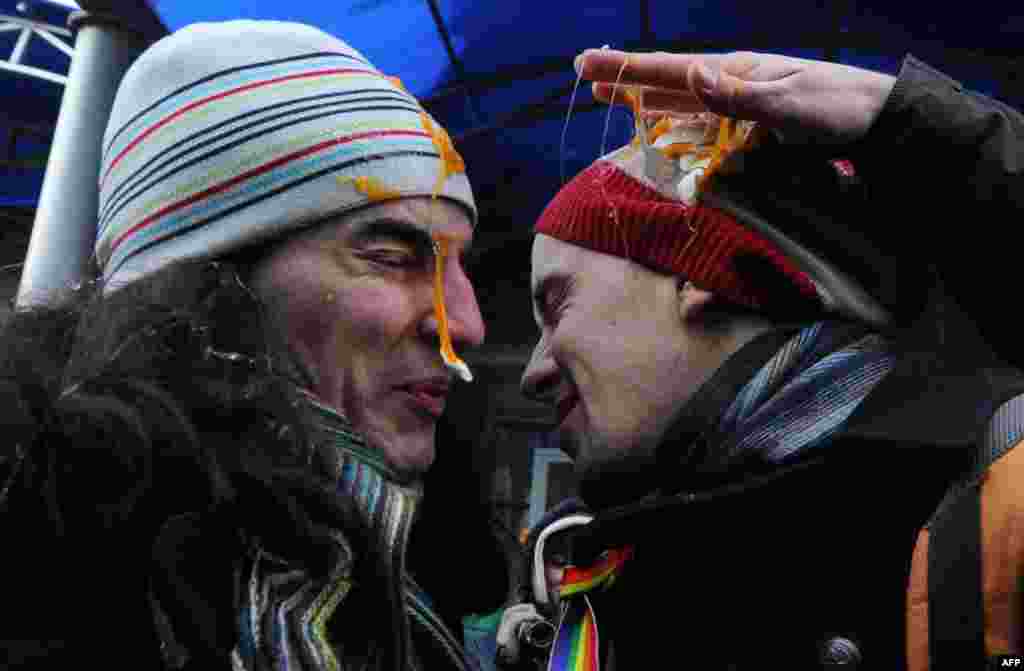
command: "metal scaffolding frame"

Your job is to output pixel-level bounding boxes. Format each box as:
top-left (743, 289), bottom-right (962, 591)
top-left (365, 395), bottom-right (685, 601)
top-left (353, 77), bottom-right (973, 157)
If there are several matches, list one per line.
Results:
top-left (14, 3), bottom-right (163, 307)
top-left (0, 10), bottom-right (73, 86)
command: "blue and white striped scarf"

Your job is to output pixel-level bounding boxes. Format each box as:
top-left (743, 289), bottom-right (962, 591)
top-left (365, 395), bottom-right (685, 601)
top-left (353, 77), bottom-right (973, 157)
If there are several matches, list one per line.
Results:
top-left (715, 321), bottom-right (896, 466)
top-left (232, 392), bottom-right (468, 671)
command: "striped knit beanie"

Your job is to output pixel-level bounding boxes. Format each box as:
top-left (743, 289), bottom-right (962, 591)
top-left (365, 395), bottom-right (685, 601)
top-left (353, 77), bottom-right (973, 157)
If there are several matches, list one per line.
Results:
top-left (96, 20), bottom-right (475, 289)
top-left (537, 113), bottom-right (891, 325)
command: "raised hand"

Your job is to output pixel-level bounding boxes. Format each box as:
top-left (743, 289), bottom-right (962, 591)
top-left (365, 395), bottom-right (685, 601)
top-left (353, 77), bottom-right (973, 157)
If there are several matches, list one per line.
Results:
top-left (576, 48), bottom-right (896, 145)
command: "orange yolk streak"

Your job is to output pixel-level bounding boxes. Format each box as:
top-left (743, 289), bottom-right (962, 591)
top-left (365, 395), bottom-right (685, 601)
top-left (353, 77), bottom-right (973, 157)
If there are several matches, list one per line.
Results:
top-left (622, 88), bottom-right (642, 121)
top-left (431, 234), bottom-right (473, 382)
top-left (647, 116), bottom-right (673, 145)
top-left (421, 112), bottom-right (466, 198)
top-left (698, 117), bottom-right (749, 191)
top-left (419, 112), bottom-right (472, 382)
top-left (340, 175), bottom-right (403, 201)
top-left (657, 142), bottom-right (701, 161)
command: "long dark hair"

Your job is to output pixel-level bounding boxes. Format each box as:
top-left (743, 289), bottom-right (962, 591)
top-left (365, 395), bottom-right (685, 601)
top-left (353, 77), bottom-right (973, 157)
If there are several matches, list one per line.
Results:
top-left (0, 256), bottom-right (403, 666)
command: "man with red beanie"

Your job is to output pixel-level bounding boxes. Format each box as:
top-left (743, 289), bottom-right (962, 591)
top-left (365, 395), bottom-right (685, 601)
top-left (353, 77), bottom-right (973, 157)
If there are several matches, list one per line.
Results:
top-left (513, 52), bottom-right (1024, 671)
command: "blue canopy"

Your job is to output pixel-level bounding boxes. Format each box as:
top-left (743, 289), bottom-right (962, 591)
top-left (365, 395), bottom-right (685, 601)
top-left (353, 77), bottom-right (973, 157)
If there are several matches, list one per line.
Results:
top-left (3, 0), bottom-right (1023, 227)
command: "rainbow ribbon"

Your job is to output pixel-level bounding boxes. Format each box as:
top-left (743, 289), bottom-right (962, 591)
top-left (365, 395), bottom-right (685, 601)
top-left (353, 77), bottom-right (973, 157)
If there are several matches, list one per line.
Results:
top-left (547, 547), bottom-right (633, 671)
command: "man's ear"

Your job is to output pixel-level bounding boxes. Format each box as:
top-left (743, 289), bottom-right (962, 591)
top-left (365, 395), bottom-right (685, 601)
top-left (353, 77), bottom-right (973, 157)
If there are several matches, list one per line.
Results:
top-left (677, 279), bottom-right (716, 325)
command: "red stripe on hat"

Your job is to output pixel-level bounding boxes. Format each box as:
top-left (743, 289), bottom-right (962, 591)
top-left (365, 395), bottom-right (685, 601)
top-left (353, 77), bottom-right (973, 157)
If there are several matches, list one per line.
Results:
top-left (108, 128), bottom-right (428, 258)
top-left (101, 68), bottom-right (377, 190)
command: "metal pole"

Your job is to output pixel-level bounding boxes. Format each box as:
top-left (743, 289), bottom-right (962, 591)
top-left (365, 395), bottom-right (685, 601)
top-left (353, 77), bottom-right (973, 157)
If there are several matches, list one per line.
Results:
top-left (15, 11), bottom-right (148, 307)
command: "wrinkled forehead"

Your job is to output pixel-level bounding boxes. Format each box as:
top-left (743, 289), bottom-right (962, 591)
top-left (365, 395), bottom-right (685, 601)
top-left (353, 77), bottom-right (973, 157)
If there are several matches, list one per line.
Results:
top-left (351, 197), bottom-right (474, 237)
top-left (301, 197), bottom-right (475, 246)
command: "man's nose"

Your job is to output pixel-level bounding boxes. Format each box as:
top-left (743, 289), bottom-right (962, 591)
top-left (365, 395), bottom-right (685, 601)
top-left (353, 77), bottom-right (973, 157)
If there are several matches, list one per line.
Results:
top-left (422, 263), bottom-right (485, 348)
top-left (520, 336), bottom-right (559, 403)
top-left (447, 277), bottom-right (486, 348)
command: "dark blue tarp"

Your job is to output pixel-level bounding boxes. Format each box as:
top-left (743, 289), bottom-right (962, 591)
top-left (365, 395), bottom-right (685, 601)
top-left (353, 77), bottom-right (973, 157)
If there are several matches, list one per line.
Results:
top-left (3, 0), bottom-right (1024, 225)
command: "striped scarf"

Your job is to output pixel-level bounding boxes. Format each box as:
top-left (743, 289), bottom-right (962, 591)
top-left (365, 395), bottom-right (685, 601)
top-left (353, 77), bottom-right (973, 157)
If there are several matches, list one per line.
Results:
top-left (715, 321), bottom-right (896, 466)
top-left (232, 393), bottom-right (468, 671)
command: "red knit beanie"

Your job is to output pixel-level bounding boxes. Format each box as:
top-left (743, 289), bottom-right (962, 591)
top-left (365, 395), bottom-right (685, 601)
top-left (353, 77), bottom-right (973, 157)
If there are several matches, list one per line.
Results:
top-left (536, 115), bottom-right (889, 324)
top-left (536, 159), bottom-right (819, 310)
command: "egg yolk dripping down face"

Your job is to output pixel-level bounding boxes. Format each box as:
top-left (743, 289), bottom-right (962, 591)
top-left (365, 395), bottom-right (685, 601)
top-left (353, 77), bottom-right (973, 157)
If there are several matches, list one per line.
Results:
top-left (333, 80), bottom-right (475, 384)
top-left (421, 111), bottom-right (473, 383)
top-left (431, 233), bottom-right (473, 382)
top-left (337, 176), bottom-right (474, 383)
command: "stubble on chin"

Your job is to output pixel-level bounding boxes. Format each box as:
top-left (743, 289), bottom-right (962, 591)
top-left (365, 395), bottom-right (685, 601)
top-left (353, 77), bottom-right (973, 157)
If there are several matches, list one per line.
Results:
top-left (366, 425), bottom-right (436, 484)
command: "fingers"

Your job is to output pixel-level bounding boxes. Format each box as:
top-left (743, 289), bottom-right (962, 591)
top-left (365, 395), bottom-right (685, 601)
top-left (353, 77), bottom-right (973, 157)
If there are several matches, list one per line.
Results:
top-left (495, 603), bottom-right (546, 666)
top-left (591, 78), bottom-right (747, 120)
top-left (590, 63), bottom-right (772, 123)
top-left (581, 49), bottom-right (760, 120)
top-left (576, 48), bottom-right (731, 91)
top-left (591, 82), bottom-right (705, 114)
top-left (577, 48), bottom-right (895, 144)
top-left (689, 61), bottom-right (746, 119)
top-left (687, 61), bottom-right (719, 103)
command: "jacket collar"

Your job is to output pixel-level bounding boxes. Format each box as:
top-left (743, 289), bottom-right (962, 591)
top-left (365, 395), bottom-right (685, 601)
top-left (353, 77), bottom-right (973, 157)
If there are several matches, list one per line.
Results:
top-left (653, 328), bottom-right (800, 494)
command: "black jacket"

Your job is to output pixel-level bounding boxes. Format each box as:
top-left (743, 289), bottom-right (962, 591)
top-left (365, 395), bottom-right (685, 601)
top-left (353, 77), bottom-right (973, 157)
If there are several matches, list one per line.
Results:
top-left (572, 342), bottom-right (1024, 669)
top-left (849, 55), bottom-right (1024, 372)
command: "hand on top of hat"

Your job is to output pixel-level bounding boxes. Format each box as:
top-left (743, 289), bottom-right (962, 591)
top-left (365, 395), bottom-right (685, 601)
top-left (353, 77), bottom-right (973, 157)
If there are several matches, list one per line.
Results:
top-left (575, 48), bottom-right (895, 146)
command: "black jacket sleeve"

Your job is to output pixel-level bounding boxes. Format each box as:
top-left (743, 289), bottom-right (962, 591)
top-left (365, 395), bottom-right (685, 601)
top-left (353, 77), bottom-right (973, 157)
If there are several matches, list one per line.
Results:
top-left (850, 55), bottom-right (1024, 369)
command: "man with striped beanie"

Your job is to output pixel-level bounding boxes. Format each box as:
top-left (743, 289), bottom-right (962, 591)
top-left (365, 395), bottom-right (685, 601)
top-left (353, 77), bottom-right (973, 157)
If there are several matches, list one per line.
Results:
top-left (512, 76), bottom-right (1011, 666)
top-left (88, 19), bottom-right (487, 670)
